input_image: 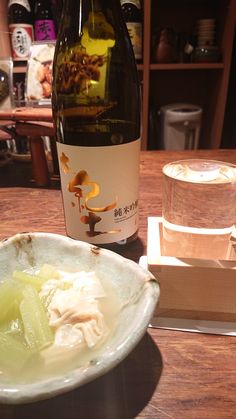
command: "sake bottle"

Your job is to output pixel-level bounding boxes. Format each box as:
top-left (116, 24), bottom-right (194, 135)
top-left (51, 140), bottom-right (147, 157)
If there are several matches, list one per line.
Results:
top-left (52, 0), bottom-right (141, 246)
top-left (120, 0), bottom-right (143, 62)
top-left (34, 0), bottom-right (56, 41)
top-left (8, 0), bottom-right (34, 62)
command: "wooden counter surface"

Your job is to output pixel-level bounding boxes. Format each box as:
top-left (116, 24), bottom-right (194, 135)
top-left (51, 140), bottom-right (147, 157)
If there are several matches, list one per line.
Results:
top-left (1, 149), bottom-right (236, 418)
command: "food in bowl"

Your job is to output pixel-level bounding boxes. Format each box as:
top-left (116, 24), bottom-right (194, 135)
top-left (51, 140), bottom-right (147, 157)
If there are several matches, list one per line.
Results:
top-left (0, 265), bottom-right (120, 384)
top-left (0, 232), bottom-right (159, 404)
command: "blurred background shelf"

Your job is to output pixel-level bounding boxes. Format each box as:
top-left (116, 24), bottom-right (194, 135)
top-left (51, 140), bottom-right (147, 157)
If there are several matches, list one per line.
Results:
top-left (140, 0), bottom-right (236, 150)
top-left (0, 0), bottom-right (236, 151)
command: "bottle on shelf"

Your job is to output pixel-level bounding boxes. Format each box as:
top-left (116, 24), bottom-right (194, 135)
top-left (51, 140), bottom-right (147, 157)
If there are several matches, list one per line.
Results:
top-left (34, 0), bottom-right (56, 41)
top-left (120, 0), bottom-right (143, 62)
top-left (8, 0), bottom-right (34, 63)
top-left (52, 0), bottom-right (141, 246)
top-left (154, 28), bottom-right (175, 63)
top-left (50, 0), bottom-right (63, 34)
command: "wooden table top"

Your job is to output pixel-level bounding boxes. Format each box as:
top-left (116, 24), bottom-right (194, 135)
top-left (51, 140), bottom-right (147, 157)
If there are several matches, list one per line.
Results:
top-left (1, 149), bottom-right (236, 418)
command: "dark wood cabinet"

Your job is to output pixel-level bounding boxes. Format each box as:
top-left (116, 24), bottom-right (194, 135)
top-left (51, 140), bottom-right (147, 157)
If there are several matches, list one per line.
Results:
top-left (139, 0), bottom-right (236, 149)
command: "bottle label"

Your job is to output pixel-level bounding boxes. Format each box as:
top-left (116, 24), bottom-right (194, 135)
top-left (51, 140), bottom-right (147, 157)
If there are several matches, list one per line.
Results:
top-left (126, 22), bottom-right (142, 60)
top-left (9, 23), bottom-right (33, 60)
top-left (8, 0), bottom-right (31, 12)
top-left (35, 20), bottom-right (56, 41)
top-left (120, 0), bottom-right (141, 9)
top-left (57, 139), bottom-right (140, 244)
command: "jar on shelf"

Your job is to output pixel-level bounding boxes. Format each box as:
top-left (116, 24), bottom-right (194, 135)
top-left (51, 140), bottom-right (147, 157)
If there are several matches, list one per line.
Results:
top-left (154, 28), bottom-right (176, 63)
top-left (193, 46), bottom-right (221, 63)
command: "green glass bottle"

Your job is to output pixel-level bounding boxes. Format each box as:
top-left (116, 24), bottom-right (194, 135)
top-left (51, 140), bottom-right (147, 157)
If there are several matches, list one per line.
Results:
top-left (52, 0), bottom-right (141, 246)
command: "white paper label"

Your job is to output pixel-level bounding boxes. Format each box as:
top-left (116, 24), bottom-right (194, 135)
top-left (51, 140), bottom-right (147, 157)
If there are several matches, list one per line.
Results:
top-left (57, 139), bottom-right (140, 244)
top-left (9, 24), bottom-right (33, 59)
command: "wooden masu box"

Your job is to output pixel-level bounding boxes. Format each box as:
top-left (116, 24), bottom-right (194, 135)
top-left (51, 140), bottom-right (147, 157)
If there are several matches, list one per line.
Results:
top-left (147, 217), bottom-right (236, 324)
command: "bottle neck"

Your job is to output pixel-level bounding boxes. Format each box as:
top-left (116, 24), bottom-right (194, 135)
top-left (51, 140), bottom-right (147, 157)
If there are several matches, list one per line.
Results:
top-left (62, 0), bottom-right (122, 13)
top-left (35, 0), bottom-right (52, 17)
top-left (35, 0), bottom-right (49, 8)
top-left (60, 0), bottom-right (125, 39)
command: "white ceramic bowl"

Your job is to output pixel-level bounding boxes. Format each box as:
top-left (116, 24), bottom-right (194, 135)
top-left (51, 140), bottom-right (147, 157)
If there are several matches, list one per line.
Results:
top-left (0, 232), bottom-right (159, 404)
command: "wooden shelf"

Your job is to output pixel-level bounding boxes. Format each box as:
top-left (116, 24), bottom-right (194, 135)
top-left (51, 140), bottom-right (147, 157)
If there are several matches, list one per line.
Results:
top-left (149, 63), bottom-right (225, 71)
top-left (13, 66), bottom-right (27, 74)
top-left (140, 0), bottom-right (236, 150)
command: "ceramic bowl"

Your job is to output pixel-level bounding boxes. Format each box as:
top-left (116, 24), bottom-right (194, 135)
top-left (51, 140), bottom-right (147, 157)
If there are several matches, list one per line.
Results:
top-left (194, 46), bottom-right (221, 62)
top-left (0, 232), bottom-right (159, 404)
